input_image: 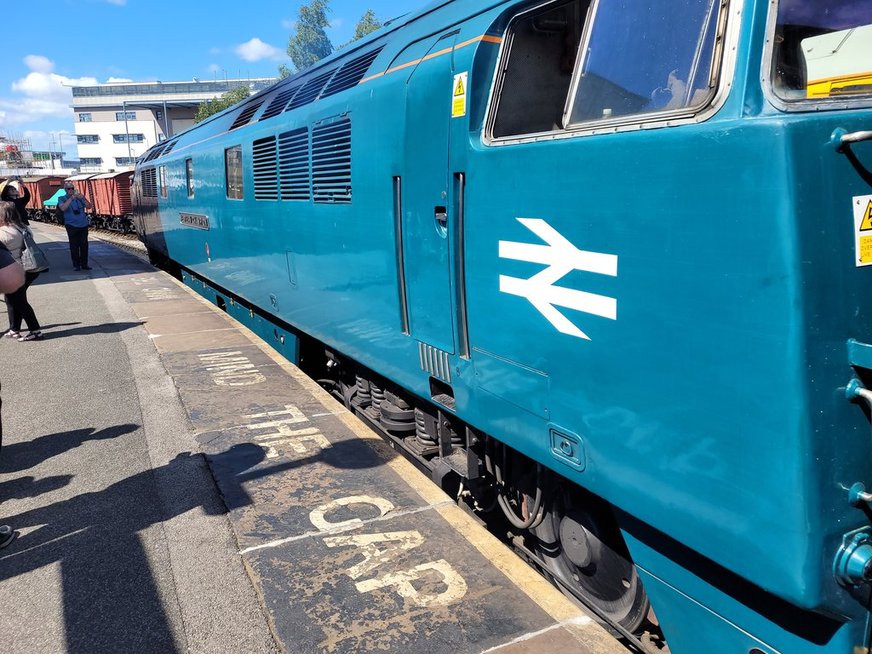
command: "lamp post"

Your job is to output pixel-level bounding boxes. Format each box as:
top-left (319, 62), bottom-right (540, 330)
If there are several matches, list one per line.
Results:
top-left (123, 99), bottom-right (132, 163)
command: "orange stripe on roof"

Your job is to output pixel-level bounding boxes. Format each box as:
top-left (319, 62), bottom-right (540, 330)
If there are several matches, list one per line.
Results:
top-left (359, 33), bottom-right (503, 85)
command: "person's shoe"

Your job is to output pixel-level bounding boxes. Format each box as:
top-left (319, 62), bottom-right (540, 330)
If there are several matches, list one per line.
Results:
top-left (18, 331), bottom-right (43, 341)
top-left (82, 266), bottom-right (92, 270)
top-left (0, 525), bottom-right (16, 549)
top-left (74, 266), bottom-right (81, 271)
top-left (3, 330), bottom-right (19, 339)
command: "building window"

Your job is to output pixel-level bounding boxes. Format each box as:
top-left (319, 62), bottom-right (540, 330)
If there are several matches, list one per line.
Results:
top-left (159, 166), bottom-right (168, 198)
top-left (115, 157), bottom-right (136, 166)
top-left (156, 110), bottom-right (164, 121)
top-left (113, 134), bottom-right (144, 143)
top-left (186, 158), bottom-right (194, 198)
top-left (77, 135), bottom-right (99, 144)
top-left (81, 157), bottom-right (102, 165)
top-left (225, 146), bottom-right (243, 199)
top-left (116, 111), bottom-right (137, 121)
top-left (78, 113), bottom-right (92, 122)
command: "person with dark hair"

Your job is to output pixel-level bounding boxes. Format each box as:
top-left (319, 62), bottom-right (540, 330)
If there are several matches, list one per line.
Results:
top-left (0, 238), bottom-right (23, 549)
top-left (0, 177), bottom-right (31, 225)
top-left (0, 201), bottom-right (43, 341)
top-left (58, 180), bottom-right (93, 271)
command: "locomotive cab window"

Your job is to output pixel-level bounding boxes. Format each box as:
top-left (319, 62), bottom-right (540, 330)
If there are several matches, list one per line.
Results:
top-left (491, 0), bottom-right (589, 138)
top-left (769, 0), bottom-right (872, 103)
top-left (489, 0), bottom-right (727, 139)
top-left (566, 0), bottom-right (723, 126)
top-left (225, 145), bottom-right (244, 200)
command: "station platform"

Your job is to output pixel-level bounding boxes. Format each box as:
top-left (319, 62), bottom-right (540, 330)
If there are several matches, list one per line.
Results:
top-left (0, 225), bottom-right (624, 654)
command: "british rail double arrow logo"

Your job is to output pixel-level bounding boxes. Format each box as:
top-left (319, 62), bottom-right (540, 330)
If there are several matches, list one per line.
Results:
top-left (499, 218), bottom-right (618, 340)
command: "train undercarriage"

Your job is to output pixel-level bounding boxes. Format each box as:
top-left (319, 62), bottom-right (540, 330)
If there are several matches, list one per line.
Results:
top-left (298, 342), bottom-right (668, 654)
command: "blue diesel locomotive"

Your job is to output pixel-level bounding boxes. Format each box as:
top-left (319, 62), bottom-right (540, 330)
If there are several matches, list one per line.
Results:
top-left (134, 0), bottom-right (872, 651)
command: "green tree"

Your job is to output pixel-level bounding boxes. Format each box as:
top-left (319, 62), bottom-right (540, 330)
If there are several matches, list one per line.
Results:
top-left (287, 0), bottom-right (333, 71)
top-left (351, 9), bottom-right (382, 41)
top-left (194, 85), bottom-right (251, 123)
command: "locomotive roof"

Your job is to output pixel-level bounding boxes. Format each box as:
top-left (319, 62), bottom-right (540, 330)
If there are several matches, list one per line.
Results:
top-left (138, 0), bottom-right (477, 165)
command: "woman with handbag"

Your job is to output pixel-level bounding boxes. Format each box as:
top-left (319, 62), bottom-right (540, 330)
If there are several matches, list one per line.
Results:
top-left (0, 202), bottom-right (43, 341)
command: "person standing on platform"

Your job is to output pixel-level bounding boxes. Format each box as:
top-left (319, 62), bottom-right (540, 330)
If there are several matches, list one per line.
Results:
top-left (0, 177), bottom-right (31, 225)
top-left (0, 202), bottom-right (43, 341)
top-left (58, 180), bottom-right (93, 271)
top-left (0, 239), bottom-right (24, 549)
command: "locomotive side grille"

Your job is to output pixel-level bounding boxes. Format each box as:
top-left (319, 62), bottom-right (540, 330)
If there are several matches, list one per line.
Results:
top-left (141, 167), bottom-right (158, 198)
top-left (161, 139), bottom-right (179, 156)
top-left (144, 144), bottom-right (167, 162)
top-left (278, 128), bottom-right (310, 201)
top-left (321, 47), bottom-right (384, 98)
top-left (260, 86), bottom-right (299, 121)
top-left (418, 342), bottom-right (452, 383)
top-left (312, 118), bottom-right (351, 204)
top-left (230, 100), bottom-right (264, 130)
top-left (253, 136), bottom-right (279, 201)
top-left (286, 71), bottom-right (335, 111)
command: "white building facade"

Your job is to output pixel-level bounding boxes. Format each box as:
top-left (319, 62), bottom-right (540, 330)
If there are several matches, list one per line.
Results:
top-left (70, 78), bottom-right (276, 173)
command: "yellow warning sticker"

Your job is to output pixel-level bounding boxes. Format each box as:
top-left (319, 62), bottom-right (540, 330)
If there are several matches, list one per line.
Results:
top-left (452, 72), bottom-right (468, 118)
top-left (860, 200), bottom-right (872, 231)
top-left (854, 195), bottom-right (872, 266)
top-left (860, 236), bottom-right (872, 264)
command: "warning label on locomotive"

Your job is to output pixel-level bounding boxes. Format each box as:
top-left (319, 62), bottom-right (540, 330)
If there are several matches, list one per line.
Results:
top-left (180, 212), bottom-right (210, 230)
top-left (452, 72), bottom-right (468, 118)
top-left (855, 196), bottom-right (872, 267)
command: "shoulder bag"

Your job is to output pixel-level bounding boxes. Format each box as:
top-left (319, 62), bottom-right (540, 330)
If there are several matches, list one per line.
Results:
top-left (20, 230), bottom-right (50, 273)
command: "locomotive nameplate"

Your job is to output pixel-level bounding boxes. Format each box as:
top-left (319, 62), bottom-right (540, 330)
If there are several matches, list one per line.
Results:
top-left (179, 212), bottom-right (210, 230)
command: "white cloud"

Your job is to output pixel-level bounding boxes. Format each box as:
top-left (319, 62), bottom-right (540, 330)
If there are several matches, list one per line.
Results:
top-left (328, 18), bottom-right (343, 30)
top-left (235, 38), bottom-right (285, 63)
top-left (23, 55), bottom-right (53, 74)
top-left (105, 0), bottom-right (127, 5)
top-left (0, 55), bottom-right (99, 129)
top-left (281, 19), bottom-right (296, 30)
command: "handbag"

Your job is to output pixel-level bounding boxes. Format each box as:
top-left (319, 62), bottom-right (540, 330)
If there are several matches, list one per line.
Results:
top-left (20, 229), bottom-right (49, 273)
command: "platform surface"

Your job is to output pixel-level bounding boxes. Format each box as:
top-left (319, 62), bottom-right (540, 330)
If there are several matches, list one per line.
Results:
top-left (0, 225), bottom-right (623, 654)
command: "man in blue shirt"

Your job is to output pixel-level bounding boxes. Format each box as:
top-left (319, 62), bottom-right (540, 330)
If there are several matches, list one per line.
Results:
top-left (58, 181), bottom-right (94, 271)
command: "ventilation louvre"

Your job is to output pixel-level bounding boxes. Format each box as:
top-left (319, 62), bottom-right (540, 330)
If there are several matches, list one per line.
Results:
top-left (144, 144), bottom-right (167, 162)
top-left (230, 100), bottom-right (264, 130)
top-left (312, 117), bottom-right (351, 204)
top-left (141, 167), bottom-right (158, 197)
top-left (321, 47), bottom-right (384, 98)
top-left (278, 128), bottom-right (310, 201)
top-left (260, 86), bottom-right (300, 121)
top-left (286, 71), bottom-right (335, 111)
top-left (253, 136), bottom-right (278, 200)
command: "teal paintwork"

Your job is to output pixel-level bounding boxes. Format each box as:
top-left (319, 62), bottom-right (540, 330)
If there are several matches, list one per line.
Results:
top-left (134, 0), bottom-right (872, 651)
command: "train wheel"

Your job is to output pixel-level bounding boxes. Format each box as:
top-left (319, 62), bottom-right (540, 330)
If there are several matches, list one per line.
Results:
top-left (534, 488), bottom-right (650, 633)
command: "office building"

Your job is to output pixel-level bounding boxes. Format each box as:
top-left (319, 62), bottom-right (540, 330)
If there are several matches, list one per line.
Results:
top-left (69, 78), bottom-right (276, 173)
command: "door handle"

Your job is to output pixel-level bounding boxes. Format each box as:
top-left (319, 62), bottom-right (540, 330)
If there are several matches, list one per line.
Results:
top-left (435, 206), bottom-right (448, 229)
top-left (833, 128), bottom-right (872, 186)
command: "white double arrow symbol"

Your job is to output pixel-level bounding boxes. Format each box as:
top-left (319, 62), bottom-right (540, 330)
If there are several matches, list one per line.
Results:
top-left (499, 218), bottom-right (617, 340)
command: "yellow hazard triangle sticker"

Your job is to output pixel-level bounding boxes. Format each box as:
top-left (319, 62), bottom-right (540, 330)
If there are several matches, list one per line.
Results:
top-left (860, 200), bottom-right (872, 231)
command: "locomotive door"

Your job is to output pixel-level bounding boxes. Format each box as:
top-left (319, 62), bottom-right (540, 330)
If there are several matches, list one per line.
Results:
top-left (401, 33), bottom-right (458, 354)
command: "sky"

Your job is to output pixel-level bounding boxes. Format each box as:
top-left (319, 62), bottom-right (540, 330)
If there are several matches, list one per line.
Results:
top-left (0, 0), bottom-right (421, 158)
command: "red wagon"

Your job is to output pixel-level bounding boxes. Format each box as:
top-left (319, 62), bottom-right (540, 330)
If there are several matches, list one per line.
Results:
top-left (89, 171), bottom-right (134, 232)
top-left (18, 176), bottom-right (64, 222)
